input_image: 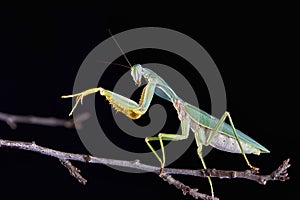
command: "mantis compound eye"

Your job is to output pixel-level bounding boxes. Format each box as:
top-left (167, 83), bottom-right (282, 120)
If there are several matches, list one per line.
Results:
top-left (131, 64), bottom-right (143, 87)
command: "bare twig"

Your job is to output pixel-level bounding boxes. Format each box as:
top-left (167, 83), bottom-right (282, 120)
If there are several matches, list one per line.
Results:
top-left (0, 138), bottom-right (290, 200)
top-left (0, 112), bottom-right (90, 129)
top-left (161, 174), bottom-right (218, 200)
top-left (59, 159), bottom-right (87, 184)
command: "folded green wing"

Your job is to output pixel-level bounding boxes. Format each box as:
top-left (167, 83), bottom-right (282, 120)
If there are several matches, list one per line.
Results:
top-left (183, 102), bottom-right (270, 153)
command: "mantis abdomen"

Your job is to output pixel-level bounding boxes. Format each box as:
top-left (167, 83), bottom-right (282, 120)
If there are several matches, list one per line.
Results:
top-left (192, 124), bottom-right (261, 155)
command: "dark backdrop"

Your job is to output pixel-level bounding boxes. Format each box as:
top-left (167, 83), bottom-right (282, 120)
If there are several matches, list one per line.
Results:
top-left (0, 2), bottom-right (297, 200)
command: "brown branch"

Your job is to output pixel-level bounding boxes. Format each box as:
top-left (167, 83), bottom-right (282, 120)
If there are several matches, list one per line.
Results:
top-left (163, 159), bottom-right (290, 185)
top-left (0, 111), bottom-right (90, 129)
top-left (0, 138), bottom-right (290, 200)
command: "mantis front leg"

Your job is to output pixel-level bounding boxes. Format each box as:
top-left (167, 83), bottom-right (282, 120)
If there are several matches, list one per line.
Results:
top-left (62, 82), bottom-right (156, 118)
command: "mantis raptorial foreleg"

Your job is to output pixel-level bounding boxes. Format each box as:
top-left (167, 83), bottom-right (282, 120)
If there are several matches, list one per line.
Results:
top-left (62, 82), bottom-right (156, 118)
top-left (206, 111), bottom-right (259, 172)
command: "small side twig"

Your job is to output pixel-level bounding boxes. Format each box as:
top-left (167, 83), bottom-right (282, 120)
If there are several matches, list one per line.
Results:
top-left (0, 111), bottom-right (90, 129)
top-left (59, 159), bottom-right (87, 185)
top-left (161, 174), bottom-right (218, 200)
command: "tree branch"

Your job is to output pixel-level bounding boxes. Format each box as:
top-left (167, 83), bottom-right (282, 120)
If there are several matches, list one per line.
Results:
top-left (0, 112), bottom-right (90, 129)
top-left (163, 159), bottom-right (290, 185)
top-left (0, 138), bottom-right (290, 200)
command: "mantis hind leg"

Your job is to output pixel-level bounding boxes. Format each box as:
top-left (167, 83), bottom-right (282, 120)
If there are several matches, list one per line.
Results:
top-left (207, 111), bottom-right (259, 172)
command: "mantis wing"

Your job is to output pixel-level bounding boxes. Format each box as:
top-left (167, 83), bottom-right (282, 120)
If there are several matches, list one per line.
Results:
top-left (183, 102), bottom-right (270, 153)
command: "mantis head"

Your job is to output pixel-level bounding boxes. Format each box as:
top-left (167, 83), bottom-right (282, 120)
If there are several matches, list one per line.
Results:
top-left (131, 64), bottom-right (143, 87)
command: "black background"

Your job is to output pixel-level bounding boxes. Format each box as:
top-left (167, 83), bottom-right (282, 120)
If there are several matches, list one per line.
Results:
top-left (0, 2), bottom-right (297, 200)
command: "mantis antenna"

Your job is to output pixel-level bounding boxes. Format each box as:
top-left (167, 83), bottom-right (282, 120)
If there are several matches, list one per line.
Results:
top-left (108, 29), bottom-right (133, 68)
top-left (97, 60), bottom-right (131, 69)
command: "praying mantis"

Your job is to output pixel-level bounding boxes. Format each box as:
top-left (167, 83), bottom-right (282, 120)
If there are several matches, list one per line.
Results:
top-left (61, 33), bottom-right (270, 197)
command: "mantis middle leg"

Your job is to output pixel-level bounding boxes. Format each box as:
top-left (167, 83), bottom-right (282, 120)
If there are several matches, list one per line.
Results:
top-left (145, 116), bottom-right (190, 174)
top-left (195, 129), bottom-right (214, 197)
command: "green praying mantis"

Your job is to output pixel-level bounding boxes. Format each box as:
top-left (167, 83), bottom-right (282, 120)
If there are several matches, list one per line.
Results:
top-left (62, 33), bottom-right (270, 198)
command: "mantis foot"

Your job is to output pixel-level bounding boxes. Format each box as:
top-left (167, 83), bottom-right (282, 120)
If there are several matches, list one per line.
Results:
top-left (159, 167), bottom-right (165, 177)
top-left (250, 165), bottom-right (260, 173)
